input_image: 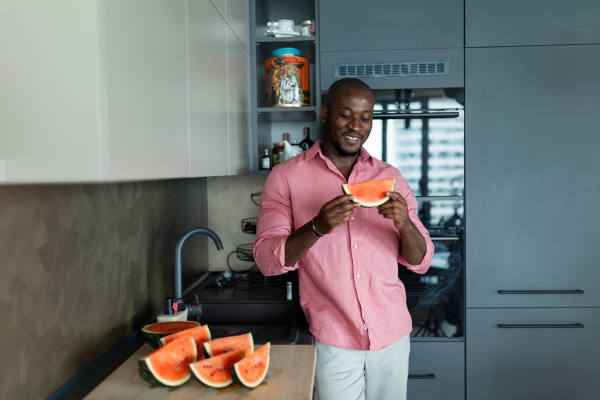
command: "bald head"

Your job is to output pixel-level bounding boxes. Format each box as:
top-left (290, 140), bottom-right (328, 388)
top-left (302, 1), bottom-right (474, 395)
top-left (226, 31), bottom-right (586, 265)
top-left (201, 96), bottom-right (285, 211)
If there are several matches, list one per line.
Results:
top-left (325, 78), bottom-right (374, 109)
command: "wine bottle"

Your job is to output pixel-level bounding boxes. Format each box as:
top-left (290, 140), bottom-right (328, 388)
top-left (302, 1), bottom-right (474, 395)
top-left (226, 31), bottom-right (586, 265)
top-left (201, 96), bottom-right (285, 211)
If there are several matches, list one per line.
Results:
top-left (299, 127), bottom-right (314, 151)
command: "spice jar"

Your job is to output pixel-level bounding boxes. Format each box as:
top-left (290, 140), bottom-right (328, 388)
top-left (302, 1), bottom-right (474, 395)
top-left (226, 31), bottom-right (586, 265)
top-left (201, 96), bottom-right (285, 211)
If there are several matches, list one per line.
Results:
top-left (272, 142), bottom-right (284, 166)
top-left (301, 20), bottom-right (314, 36)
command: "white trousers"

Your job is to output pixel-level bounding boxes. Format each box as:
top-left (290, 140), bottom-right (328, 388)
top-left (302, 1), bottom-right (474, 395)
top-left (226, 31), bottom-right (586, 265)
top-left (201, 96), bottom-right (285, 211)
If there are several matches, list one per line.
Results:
top-left (314, 334), bottom-right (410, 400)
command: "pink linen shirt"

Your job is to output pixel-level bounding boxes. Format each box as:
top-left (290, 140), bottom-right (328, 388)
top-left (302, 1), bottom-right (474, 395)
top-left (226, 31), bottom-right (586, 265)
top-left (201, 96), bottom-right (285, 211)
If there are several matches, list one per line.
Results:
top-left (253, 141), bottom-right (434, 351)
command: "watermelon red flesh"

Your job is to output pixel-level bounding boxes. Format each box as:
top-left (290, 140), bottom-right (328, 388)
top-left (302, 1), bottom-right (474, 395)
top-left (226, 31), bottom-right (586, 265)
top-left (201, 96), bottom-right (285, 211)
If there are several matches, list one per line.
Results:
top-left (138, 337), bottom-right (197, 387)
top-left (159, 325), bottom-right (212, 355)
top-left (142, 321), bottom-right (201, 349)
top-left (204, 332), bottom-right (254, 358)
top-left (231, 342), bottom-right (270, 388)
top-left (190, 348), bottom-right (245, 388)
top-left (342, 178), bottom-right (397, 207)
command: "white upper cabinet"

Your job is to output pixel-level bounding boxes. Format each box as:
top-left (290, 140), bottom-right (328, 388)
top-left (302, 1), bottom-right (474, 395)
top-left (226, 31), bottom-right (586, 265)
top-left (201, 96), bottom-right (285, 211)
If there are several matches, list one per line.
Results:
top-left (103, 0), bottom-right (190, 181)
top-left (0, 0), bottom-right (251, 184)
top-left (0, 0), bottom-right (102, 183)
top-left (225, 0), bottom-right (250, 52)
top-left (226, 25), bottom-right (251, 175)
top-left (189, 0), bottom-right (230, 177)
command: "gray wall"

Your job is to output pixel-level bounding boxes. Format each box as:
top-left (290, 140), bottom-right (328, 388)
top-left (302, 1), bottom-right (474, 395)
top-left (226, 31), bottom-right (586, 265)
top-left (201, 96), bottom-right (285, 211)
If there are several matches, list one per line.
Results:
top-left (0, 178), bottom-right (208, 399)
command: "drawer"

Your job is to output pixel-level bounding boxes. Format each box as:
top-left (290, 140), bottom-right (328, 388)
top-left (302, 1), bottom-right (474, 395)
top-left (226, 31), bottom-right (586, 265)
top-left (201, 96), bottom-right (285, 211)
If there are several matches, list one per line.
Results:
top-left (466, 308), bottom-right (600, 400)
top-left (408, 341), bottom-right (464, 400)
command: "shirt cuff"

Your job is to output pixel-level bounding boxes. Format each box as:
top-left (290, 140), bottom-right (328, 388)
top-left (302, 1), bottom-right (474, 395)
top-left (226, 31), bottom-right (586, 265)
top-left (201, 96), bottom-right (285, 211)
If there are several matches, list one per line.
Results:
top-left (398, 231), bottom-right (434, 274)
top-left (254, 235), bottom-right (298, 276)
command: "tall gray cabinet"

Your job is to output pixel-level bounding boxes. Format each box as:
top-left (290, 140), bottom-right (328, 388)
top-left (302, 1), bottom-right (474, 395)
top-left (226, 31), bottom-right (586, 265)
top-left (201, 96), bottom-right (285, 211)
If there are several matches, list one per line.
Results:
top-left (318, 1), bottom-right (466, 399)
top-left (465, 1), bottom-right (600, 398)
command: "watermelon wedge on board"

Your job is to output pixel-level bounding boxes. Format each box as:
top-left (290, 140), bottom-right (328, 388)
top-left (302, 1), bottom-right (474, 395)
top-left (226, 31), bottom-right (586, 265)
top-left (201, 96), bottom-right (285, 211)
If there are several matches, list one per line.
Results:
top-left (342, 178), bottom-right (397, 207)
top-left (138, 337), bottom-right (197, 387)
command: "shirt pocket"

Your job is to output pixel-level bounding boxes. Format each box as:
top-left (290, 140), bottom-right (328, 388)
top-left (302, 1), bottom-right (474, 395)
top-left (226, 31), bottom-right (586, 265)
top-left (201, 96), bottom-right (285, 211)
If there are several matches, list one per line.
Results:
top-left (361, 208), bottom-right (401, 259)
top-left (362, 207), bottom-right (396, 234)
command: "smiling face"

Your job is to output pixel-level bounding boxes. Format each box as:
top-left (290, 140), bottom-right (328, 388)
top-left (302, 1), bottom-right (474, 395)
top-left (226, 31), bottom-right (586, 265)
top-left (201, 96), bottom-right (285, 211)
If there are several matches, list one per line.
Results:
top-left (321, 84), bottom-right (375, 159)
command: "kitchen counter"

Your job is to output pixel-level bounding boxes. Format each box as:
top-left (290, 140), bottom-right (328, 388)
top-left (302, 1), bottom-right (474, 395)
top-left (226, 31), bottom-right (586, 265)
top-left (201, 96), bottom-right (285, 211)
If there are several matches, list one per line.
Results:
top-left (59, 271), bottom-right (313, 399)
top-left (84, 344), bottom-right (316, 399)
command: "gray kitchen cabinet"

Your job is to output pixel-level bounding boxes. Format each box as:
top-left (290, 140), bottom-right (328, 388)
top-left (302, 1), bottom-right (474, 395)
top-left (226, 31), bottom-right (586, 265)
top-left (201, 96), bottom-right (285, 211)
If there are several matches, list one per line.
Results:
top-left (250, 0), bottom-right (320, 172)
top-left (408, 341), bottom-right (465, 400)
top-left (320, 48), bottom-right (464, 91)
top-left (465, 44), bottom-right (600, 309)
top-left (467, 308), bottom-right (600, 400)
top-left (466, 0), bottom-right (600, 47)
top-left (319, 0), bottom-right (463, 52)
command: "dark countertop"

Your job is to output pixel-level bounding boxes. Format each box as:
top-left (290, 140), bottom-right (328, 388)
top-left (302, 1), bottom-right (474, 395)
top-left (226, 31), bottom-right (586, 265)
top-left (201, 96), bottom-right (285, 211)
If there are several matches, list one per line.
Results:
top-left (185, 270), bottom-right (313, 345)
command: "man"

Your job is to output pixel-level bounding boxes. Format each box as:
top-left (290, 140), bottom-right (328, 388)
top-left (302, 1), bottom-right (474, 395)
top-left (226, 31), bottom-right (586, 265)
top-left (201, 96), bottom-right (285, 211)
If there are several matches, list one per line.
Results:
top-left (253, 78), bottom-right (434, 400)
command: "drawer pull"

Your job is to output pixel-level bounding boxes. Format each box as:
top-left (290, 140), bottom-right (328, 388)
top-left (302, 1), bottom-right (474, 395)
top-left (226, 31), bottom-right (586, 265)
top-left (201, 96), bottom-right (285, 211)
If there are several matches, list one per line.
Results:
top-left (497, 290), bottom-right (584, 294)
top-left (497, 323), bottom-right (584, 329)
top-left (408, 374), bottom-right (436, 379)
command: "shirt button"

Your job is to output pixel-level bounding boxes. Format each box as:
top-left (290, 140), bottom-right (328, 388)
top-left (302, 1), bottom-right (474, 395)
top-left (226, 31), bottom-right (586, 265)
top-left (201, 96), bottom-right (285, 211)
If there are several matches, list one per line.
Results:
top-left (353, 245), bottom-right (358, 248)
top-left (361, 304), bottom-right (364, 308)
top-left (351, 216), bottom-right (355, 220)
top-left (357, 275), bottom-right (360, 278)
top-left (364, 323), bottom-right (368, 330)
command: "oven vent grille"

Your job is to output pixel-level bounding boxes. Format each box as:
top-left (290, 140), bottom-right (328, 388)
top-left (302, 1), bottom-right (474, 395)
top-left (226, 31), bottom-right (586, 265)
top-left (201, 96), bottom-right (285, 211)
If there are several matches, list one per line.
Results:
top-left (335, 61), bottom-right (449, 78)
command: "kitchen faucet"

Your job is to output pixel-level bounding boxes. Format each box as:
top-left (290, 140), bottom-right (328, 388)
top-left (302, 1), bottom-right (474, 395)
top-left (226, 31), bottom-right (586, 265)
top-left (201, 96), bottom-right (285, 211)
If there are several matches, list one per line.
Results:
top-left (174, 227), bottom-right (224, 299)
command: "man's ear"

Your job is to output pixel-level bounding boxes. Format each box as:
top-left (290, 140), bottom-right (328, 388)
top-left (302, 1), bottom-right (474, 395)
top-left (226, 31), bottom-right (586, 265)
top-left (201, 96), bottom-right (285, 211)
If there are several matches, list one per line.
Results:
top-left (320, 106), bottom-right (329, 123)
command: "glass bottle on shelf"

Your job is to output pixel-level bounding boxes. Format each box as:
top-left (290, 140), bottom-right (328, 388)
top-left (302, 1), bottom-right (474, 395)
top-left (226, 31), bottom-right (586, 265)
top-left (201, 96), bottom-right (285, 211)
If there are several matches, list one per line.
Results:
top-left (299, 127), bottom-right (314, 151)
top-left (261, 148), bottom-right (271, 170)
top-left (272, 142), bottom-right (284, 166)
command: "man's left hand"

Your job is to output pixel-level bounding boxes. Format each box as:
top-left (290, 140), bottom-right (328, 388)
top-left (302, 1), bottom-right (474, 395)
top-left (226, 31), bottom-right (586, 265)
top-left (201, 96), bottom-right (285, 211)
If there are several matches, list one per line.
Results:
top-left (377, 191), bottom-right (414, 233)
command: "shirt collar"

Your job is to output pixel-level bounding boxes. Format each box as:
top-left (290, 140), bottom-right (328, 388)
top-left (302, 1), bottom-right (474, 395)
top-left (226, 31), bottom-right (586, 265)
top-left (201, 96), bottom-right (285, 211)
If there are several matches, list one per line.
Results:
top-left (305, 141), bottom-right (374, 164)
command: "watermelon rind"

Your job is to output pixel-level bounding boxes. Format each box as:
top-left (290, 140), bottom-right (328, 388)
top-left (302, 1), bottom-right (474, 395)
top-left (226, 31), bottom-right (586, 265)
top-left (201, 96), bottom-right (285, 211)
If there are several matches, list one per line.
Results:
top-left (138, 337), bottom-right (197, 387)
top-left (231, 342), bottom-right (270, 389)
top-left (190, 348), bottom-right (245, 389)
top-left (159, 324), bottom-right (212, 349)
top-left (342, 178), bottom-right (397, 208)
top-left (142, 321), bottom-right (201, 349)
top-left (204, 332), bottom-right (254, 358)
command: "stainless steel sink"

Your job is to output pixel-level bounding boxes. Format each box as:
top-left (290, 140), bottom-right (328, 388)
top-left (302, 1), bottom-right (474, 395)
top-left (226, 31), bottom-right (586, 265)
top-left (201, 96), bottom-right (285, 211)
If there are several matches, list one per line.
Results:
top-left (198, 301), bottom-right (300, 345)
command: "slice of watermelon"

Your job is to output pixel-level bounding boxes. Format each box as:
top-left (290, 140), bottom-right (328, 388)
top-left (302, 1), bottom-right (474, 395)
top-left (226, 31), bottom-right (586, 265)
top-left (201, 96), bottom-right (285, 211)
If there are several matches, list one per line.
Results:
top-left (231, 342), bottom-right (270, 388)
top-left (342, 178), bottom-right (397, 207)
top-left (190, 348), bottom-right (245, 388)
top-left (138, 337), bottom-right (197, 387)
top-left (142, 321), bottom-right (201, 349)
top-left (159, 324), bottom-right (212, 356)
top-left (204, 332), bottom-right (254, 358)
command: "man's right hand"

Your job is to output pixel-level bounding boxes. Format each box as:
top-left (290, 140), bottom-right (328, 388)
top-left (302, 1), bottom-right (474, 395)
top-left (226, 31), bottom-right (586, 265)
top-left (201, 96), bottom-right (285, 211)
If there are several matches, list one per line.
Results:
top-left (313, 194), bottom-right (361, 235)
top-left (284, 194), bottom-right (360, 266)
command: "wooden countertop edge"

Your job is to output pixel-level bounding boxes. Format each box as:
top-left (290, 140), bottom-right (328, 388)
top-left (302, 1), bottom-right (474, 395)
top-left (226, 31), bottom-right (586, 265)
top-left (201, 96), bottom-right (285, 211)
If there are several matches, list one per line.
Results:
top-left (84, 344), bottom-right (317, 400)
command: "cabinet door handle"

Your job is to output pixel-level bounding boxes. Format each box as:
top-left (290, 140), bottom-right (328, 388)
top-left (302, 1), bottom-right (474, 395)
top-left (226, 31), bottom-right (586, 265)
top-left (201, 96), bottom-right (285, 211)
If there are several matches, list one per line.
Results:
top-left (497, 290), bottom-right (584, 294)
top-left (408, 374), bottom-right (436, 379)
top-left (497, 323), bottom-right (584, 329)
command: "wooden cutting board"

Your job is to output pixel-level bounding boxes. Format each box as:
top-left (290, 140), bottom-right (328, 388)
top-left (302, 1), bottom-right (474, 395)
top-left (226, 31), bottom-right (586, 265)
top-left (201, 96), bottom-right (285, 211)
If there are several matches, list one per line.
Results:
top-left (84, 344), bottom-right (316, 400)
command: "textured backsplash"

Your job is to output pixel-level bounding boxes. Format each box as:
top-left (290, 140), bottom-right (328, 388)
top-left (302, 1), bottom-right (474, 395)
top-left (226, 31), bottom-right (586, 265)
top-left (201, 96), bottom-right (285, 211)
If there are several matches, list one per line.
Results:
top-left (0, 178), bottom-right (208, 399)
top-left (207, 174), bottom-right (268, 272)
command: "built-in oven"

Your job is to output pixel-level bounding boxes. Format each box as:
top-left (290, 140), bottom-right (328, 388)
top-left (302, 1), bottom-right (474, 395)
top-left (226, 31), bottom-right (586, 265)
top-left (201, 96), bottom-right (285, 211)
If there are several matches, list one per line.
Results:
top-left (365, 88), bottom-right (465, 338)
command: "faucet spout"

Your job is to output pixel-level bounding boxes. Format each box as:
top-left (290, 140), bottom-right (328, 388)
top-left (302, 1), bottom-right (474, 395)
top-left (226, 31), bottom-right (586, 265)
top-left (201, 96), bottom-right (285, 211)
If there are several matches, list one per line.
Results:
top-left (175, 227), bottom-right (223, 299)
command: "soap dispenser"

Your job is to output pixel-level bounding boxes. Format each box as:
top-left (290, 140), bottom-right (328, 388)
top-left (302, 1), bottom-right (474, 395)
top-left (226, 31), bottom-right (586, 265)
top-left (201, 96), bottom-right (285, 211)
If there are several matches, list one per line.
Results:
top-left (157, 298), bottom-right (189, 322)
